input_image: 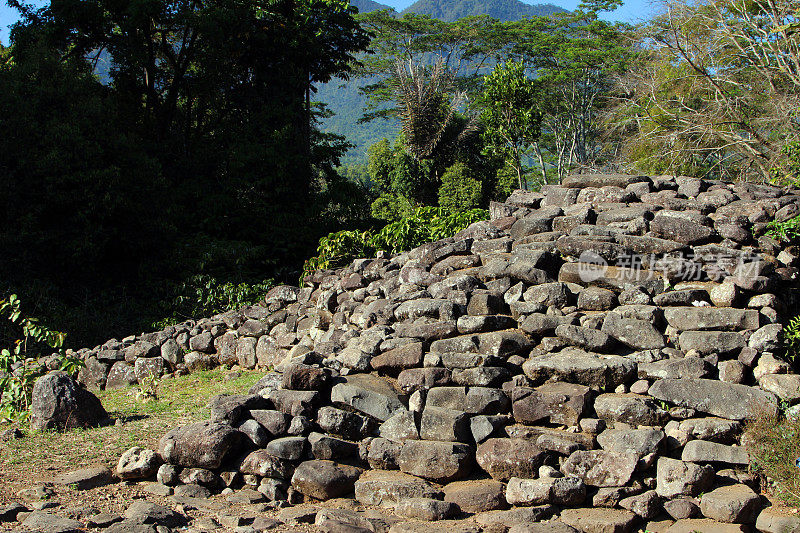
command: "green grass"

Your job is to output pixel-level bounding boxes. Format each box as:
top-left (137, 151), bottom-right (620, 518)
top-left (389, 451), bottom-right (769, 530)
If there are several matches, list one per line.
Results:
top-left (745, 413), bottom-right (800, 506)
top-left (0, 368), bottom-right (268, 486)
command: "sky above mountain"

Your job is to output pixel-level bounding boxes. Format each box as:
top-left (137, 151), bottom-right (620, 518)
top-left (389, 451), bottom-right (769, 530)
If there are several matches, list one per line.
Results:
top-left (1, 0), bottom-right (660, 46)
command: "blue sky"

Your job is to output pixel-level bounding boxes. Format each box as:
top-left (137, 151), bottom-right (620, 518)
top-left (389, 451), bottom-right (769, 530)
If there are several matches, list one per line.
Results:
top-left (0, 0), bottom-right (659, 46)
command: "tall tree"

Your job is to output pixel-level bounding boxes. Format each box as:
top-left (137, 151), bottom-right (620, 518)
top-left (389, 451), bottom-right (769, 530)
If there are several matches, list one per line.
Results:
top-left (608, 0), bottom-right (800, 180)
top-left (507, 0), bottom-right (633, 179)
top-left (479, 59), bottom-right (542, 188)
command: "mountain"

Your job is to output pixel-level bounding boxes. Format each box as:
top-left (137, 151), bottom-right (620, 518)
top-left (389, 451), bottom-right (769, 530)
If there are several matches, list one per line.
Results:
top-left (402, 0), bottom-right (567, 22)
top-left (320, 0), bottom-right (569, 164)
top-left (351, 0), bottom-right (394, 12)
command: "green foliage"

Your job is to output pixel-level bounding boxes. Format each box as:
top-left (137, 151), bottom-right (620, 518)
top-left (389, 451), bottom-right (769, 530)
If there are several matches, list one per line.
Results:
top-left (371, 194), bottom-right (417, 221)
top-left (480, 60), bottom-right (542, 188)
top-left (302, 207), bottom-right (488, 281)
top-left (765, 215), bottom-right (800, 244)
top-left (403, 0), bottom-right (567, 22)
top-left (438, 162), bottom-right (483, 211)
top-left (772, 140), bottom-right (800, 187)
top-left (1, 0), bottom-right (372, 346)
top-left (784, 315), bottom-right (800, 362)
top-left (0, 294), bottom-right (76, 421)
top-left (746, 413), bottom-right (800, 506)
top-left (154, 276), bottom-right (275, 329)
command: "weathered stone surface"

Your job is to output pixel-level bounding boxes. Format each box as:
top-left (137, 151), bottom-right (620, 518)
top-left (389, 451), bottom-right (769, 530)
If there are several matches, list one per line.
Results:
top-left (700, 484), bottom-right (760, 523)
top-left (380, 409), bottom-right (419, 441)
top-left (105, 361), bottom-right (138, 389)
top-left (476, 438), bottom-right (547, 481)
top-left (619, 490), bottom-right (661, 520)
top-left (505, 476), bottom-right (586, 506)
top-left (678, 331), bottom-right (747, 355)
top-left (372, 342), bottom-right (424, 372)
top-left (475, 507), bottom-right (559, 531)
top-left (594, 393), bottom-right (669, 426)
top-left (601, 313), bottom-right (666, 350)
top-left (663, 519), bottom-right (747, 533)
top-left (54, 465), bottom-right (114, 490)
top-left (330, 374), bottom-right (404, 421)
top-left (648, 378), bottom-right (777, 420)
top-left (638, 358), bottom-right (711, 380)
top-left (291, 460), bottom-right (362, 500)
top-left (398, 440), bottom-right (473, 483)
top-left (29, 371), bottom-right (108, 431)
top-left (443, 479), bottom-right (507, 513)
top-left (656, 457), bottom-right (714, 498)
top-left (555, 324), bottom-right (615, 352)
top-left (681, 440), bottom-right (749, 464)
top-left (512, 382), bottom-right (590, 426)
top-left (21, 511), bottom-right (85, 533)
top-left (523, 348), bottom-right (636, 389)
top-left (420, 406), bottom-right (470, 442)
top-left (758, 373), bottom-right (800, 401)
top-left (117, 447), bottom-right (161, 480)
top-left (597, 428), bottom-right (664, 459)
top-left (426, 386), bottom-right (509, 415)
top-left (663, 307), bottom-right (759, 331)
top-left (159, 421), bottom-right (243, 469)
top-left (560, 508), bottom-right (638, 533)
top-left (354, 470), bottom-right (441, 507)
top-left (562, 450), bottom-right (638, 487)
top-left (239, 449), bottom-right (294, 478)
top-left (395, 498), bottom-right (458, 521)
top-left (755, 507), bottom-right (800, 533)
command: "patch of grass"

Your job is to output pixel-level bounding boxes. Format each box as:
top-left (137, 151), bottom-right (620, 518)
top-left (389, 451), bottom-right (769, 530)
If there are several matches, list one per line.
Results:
top-left (745, 412), bottom-right (800, 505)
top-left (0, 368), bottom-right (267, 494)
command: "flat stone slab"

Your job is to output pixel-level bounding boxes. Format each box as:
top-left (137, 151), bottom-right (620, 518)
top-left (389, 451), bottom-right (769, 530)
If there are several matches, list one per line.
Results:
top-left (560, 507), bottom-right (638, 533)
top-left (22, 511), bottom-right (84, 533)
top-left (663, 307), bottom-right (759, 331)
top-left (522, 348), bottom-right (636, 390)
top-left (648, 378), bottom-right (777, 420)
top-left (755, 507), bottom-right (800, 533)
top-left (354, 470), bottom-right (441, 507)
top-left (663, 518), bottom-right (748, 532)
top-left (330, 374), bottom-right (404, 422)
top-left (53, 465), bottom-right (114, 490)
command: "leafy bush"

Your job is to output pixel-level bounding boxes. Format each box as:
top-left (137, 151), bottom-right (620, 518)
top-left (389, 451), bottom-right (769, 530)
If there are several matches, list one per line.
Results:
top-left (0, 294), bottom-right (79, 420)
top-left (784, 315), bottom-right (800, 362)
top-left (153, 275), bottom-right (275, 329)
top-left (766, 214), bottom-right (800, 244)
top-left (438, 162), bottom-right (483, 212)
top-left (302, 207), bottom-right (489, 282)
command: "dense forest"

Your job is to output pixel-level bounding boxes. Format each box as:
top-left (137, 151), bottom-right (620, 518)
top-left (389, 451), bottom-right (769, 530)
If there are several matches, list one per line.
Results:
top-left (1, 0), bottom-right (799, 351)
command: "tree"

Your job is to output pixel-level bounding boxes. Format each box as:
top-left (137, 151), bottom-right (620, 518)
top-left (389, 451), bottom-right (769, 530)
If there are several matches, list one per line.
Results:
top-left (506, 0), bottom-right (633, 179)
top-left (608, 0), bottom-right (800, 180)
top-left (480, 60), bottom-right (542, 188)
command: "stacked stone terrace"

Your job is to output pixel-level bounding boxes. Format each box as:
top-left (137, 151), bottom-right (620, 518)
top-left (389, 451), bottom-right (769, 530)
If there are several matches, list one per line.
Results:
top-left (75, 174), bottom-right (800, 532)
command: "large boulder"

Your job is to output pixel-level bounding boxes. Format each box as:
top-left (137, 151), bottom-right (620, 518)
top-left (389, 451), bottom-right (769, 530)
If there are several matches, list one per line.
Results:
top-left (158, 421), bottom-right (244, 469)
top-left (291, 460), bottom-right (362, 500)
top-left (29, 371), bottom-right (107, 431)
top-left (649, 378), bottom-right (777, 420)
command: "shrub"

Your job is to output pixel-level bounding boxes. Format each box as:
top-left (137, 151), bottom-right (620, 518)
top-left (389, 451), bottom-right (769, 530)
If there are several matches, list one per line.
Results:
top-left (153, 275), bottom-right (275, 329)
top-left (0, 294), bottom-right (79, 420)
top-left (766, 214), bottom-right (800, 244)
top-left (301, 207), bottom-right (489, 282)
top-left (438, 162), bottom-right (483, 212)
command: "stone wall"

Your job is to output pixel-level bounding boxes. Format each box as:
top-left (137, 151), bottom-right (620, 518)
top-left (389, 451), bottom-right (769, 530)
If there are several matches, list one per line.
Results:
top-left (81, 174), bottom-right (800, 531)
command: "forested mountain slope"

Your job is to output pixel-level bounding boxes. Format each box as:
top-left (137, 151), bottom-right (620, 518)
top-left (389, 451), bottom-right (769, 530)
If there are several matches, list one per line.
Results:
top-left (318, 0), bottom-right (568, 163)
